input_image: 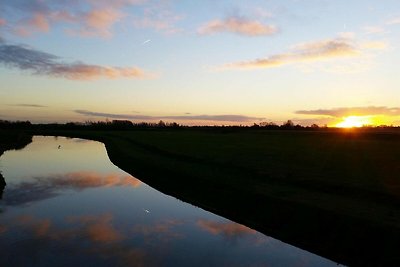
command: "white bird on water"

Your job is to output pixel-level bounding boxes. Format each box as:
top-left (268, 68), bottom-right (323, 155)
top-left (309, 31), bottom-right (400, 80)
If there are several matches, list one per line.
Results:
top-left (143, 209), bottom-right (150, 213)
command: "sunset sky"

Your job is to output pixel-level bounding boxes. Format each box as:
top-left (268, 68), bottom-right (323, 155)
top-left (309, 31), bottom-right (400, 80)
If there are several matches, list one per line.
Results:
top-left (0, 0), bottom-right (399, 126)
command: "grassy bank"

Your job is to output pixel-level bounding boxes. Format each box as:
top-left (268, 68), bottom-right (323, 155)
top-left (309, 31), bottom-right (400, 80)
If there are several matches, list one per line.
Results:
top-left (0, 130), bottom-right (32, 156)
top-left (0, 130), bottom-right (33, 201)
top-left (3, 128), bottom-right (400, 265)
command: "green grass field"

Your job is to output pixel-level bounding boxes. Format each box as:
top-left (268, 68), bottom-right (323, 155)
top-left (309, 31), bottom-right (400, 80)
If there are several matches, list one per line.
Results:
top-left (2, 128), bottom-right (400, 265)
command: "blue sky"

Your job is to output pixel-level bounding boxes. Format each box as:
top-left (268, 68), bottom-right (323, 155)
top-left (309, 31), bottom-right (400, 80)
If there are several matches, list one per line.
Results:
top-left (1, 0), bottom-right (399, 126)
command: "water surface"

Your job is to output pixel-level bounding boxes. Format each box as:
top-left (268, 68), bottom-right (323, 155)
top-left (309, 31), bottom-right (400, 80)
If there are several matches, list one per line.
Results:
top-left (0, 136), bottom-right (341, 266)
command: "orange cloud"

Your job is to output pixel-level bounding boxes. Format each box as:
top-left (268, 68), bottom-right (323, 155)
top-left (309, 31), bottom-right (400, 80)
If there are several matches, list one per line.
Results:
top-left (295, 106), bottom-right (400, 118)
top-left (221, 37), bottom-right (360, 70)
top-left (198, 16), bottom-right (277, 36)
top-left (54, 171), bottom-right (142, 188)
top-left (14, 13), bottom-right (50, 36)
top-left (197, 219), bottom-right (256, 237)
top-left (4, 0), bottom-right (145, 38)
top-left (1, 213), bottom-right (151, 266)
top-left (16, 215), bottom-right (52, 237)
top-left (73, 8), bottom-right (124, 37)
top-left (50, 64), bottom-right (148, 80)
top-left (68, 213), bottom-right (123, 243)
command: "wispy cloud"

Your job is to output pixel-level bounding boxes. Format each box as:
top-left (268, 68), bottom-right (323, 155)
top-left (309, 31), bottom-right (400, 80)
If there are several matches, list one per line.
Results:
top-left (386, 16), bottom-right (400, 25)
top-left (74, 110), bottom-right (264, 122)
top-left (133, 1), bottom-right (184, 34)
top-left (10, 104), bottom-right (48, 108)
top-left (14, 13), bottom-right (50, 36)
top-left (0, 39), bottom-right (150, 80)
top-left (132, 219), bottom-right (184, 243)
top-left (295, 106), bottom-right (400, 117)
top-left (198, 15), bottom-right (277, 36)
top-left (5, 171), bottom-right (141, 206)
top-left (67, 213), bottom-right (123, 243)
top-left (72, 8), bottom-right (125, 37)
top-left (0, 18), bottom-right (6, 26)
top-left (3, 0), bottom-right (145, 38)
top-left (219, 35), bottom-right (385, 70)
top-left (363, 26), bottom-right (387, 35)
top-left (196, 219), bottom-right (269, 244)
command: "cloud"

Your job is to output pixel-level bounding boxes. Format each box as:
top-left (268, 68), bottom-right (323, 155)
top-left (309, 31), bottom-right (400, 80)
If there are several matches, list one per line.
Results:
top-left (220, 35), bottom-right (386, 70)
top-left (14, 13), bottom-right (50, 36)
top-left (0, 40), bottom-right (149, 80)
top-left (132, 219), bottom-right (184, 244)
top-left (295, 106), bottom-right (400, 117)
top-left (4, 171), bottom-right (141, 206)
top-left (10, 104), bottom-right (47, 108)
top-left (198, 16), bottom-right (277, 36)
top-left (197, 219), bottom-right (257, 240)
top-left (15, 215), bottom-right (52, 237)
top-left (0, 213), bottom-right (151, 266)
top-left (74, 109), bottom-right (265, 122)
top-left (221, 36), bottom-right (360, 70)
top-left (73, 8), bottom-right (124, 37)
top-left (68, 213), bottom-right (123, 243)
top-left (386, 17), bottom-right (400, 25)
top-left (363, 26), bottom-right (387, 35)
top-left (2, 0), bottom-right (145, 37)
top-left (0, 18), bottom-right (6, 26)
top-left (133, 1), bottom-right (184, 34)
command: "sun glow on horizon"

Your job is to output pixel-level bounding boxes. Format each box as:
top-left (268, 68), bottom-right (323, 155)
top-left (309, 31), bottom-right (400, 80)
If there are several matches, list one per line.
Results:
top-left (335, 116), bottom-right (373, 128)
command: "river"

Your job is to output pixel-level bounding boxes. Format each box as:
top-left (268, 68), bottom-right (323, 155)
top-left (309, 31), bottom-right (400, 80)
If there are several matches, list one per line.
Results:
top-left (0, 136), bottom-right (341, 266)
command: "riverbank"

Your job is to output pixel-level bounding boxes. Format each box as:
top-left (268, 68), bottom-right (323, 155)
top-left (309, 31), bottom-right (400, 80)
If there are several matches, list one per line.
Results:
top-left (0, 130), bottom-right (33, 201)
top-left (2, 128), bottom-right (400, 266)
top-left (0, 130), bottom-right (32, 157)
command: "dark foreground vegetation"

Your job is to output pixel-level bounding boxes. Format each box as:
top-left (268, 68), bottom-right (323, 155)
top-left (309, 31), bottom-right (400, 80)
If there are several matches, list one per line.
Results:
top-left (1, 120), bottom-right (400, 266)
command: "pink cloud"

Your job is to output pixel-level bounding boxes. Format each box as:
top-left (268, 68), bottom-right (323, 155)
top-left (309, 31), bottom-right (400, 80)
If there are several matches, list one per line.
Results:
top-left (219, 35), bottom-right (386, 70)
top-left (0, 18), bottom-right (6, 26)
top-left (15, 13), bottom-right (50, 36)
top-left (198, 16), bottom-right (277, 36)
top-left (72, 8), bottom-right (124, 37)
top-left (197, 219), bottom-right (256, 237)
top-left (133, 1), bottom-right (184, 34)
top-left (4, 0), bottom-right (145, 38)
top-left (68, 213), bottom-right (123, 243)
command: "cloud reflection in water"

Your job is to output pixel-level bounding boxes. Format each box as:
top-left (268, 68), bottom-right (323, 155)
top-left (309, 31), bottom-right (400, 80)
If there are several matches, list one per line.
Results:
top-left (3, 171), bottom-right (141, 206)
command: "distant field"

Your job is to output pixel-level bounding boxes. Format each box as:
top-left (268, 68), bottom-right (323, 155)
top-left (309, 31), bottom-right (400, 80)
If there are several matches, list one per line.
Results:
top-left (2, 128), bottom-right (400, 265)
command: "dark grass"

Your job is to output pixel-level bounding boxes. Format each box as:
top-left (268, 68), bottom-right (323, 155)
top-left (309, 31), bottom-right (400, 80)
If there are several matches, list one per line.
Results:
top-left (0, 130), bottom-right (32, 156)
top-left (2, 128), bottom-right (400, 266)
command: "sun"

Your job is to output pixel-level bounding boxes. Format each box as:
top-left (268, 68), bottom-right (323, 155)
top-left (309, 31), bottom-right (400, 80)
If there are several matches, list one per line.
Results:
top-left (335, 116), bottom-right (372, 128)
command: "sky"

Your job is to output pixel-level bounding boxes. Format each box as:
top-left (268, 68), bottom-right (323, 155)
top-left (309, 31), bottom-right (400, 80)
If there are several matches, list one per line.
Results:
top-left (0, 0), bottom-right (399, 126)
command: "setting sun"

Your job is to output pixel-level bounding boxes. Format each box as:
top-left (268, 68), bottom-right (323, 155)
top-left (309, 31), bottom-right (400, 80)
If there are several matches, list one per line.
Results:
top-left (335, 116), bottom-right (373, 128)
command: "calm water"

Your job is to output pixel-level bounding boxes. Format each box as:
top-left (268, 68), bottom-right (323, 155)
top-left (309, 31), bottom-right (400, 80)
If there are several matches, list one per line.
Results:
top-left (0, 136), bottom-right (341, 267)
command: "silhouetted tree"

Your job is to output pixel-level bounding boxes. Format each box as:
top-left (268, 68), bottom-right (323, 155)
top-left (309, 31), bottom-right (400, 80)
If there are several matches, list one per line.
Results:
top-left (281, 120), bottom-right (295, 129)
top-left (157, 120), bottom-right (166, 128)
